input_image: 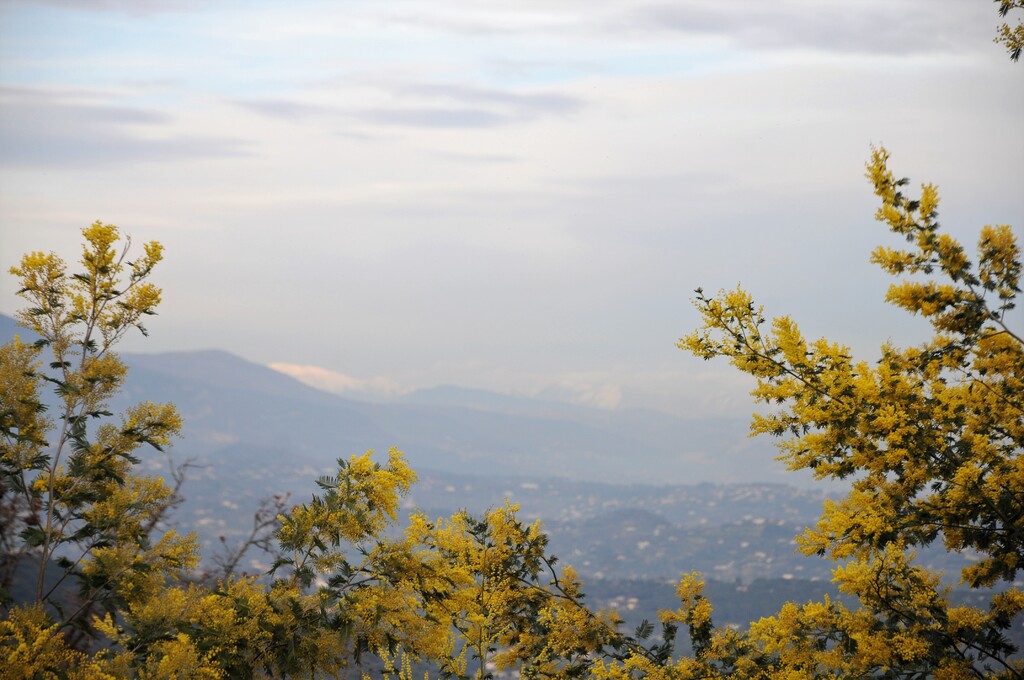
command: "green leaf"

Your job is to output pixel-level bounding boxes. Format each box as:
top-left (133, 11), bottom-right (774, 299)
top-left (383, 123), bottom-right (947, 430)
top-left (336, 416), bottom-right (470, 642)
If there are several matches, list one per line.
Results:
top-left (635, 619), bottom-right (654, 640)
top-left (20, 526), bottom-right (47, 548)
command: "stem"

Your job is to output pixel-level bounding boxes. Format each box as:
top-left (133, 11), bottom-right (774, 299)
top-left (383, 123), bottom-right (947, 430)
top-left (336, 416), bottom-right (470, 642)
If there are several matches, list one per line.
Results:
top-left (37, 241), bottom-right (131, 605)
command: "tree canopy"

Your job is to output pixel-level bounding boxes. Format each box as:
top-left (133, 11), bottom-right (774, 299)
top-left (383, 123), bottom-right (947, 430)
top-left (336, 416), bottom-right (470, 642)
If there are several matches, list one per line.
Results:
top-left (676, 148), bottom-right (1023, 678)
top-left (995, 0), bottom-right (1024, 61)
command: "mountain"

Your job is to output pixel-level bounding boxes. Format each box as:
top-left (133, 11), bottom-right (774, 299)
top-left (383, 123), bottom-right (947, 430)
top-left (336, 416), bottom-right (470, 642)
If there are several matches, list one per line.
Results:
top-left (116, 353), bottom-right (785, 486)
top-left (0, 313), bottom-right (28, 342)
top-left (400, 384), bottom-right (772, 479)
top-left (114, 350), bottom-right (390, 461)
top-left (1, 312), bottom-right (787, 485)
top-left (121, 355), bottom-right (785, 485)
top-left (401, 384), bottom-right (593, 416)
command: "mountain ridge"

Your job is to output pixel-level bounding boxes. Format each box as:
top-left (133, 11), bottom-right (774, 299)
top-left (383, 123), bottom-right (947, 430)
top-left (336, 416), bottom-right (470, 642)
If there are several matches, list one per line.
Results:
top-left (1, 312), bottom-right (788, 486)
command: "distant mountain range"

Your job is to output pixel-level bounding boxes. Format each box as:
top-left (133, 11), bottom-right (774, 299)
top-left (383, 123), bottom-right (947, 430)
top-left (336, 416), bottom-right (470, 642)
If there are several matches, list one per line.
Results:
top-left (1, 312), bottom-right (791, 487)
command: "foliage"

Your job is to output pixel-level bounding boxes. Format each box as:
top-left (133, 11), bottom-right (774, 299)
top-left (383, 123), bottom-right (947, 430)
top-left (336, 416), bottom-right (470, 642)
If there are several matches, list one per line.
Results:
top-left (995, 0), bottom-right (1024, 61)
top-left (387, 503), bottom-right (623, 678)
top-left (0, 222), bottom-right (192, 645)
top-left (674, 147), bottom-right (1023, 677)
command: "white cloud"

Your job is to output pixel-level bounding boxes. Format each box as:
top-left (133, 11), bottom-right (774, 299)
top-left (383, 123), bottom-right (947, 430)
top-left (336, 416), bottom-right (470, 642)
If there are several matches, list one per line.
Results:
top-left (621, 0), bottom-right (992, 56)
top-left (538, 374), bottom-right (623, 410)
top-left (0, 86), bottom-right (250, 168)
top-left (268, 363), bottom-right (402, 398)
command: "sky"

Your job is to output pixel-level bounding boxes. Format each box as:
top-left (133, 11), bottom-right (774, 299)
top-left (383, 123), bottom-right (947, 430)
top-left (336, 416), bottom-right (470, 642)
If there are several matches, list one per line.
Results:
top-left (1, 0), bottom-right (1022, 419)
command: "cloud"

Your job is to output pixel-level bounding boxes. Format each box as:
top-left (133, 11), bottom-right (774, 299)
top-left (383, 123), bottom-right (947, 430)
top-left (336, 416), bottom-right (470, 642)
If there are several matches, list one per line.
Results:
top-left (374, 0), bottom-right (990, 56)
top-left (400, 83), bottom-right (583, 115)
top-left (234, 99), bottom-right (342, 121)
top-left (277, 0), bottom-right (994, 58)
top-left (363, 82), bottom-right (582, 128)
top-left (383, 5), bottom-right (594, 37)
top-left (0, 87), bottom-right (251, 167)
top-left (623, 0), bottom-right (992, 56)
top-left (537, 375), bottom-right (623, 410)
top-left (358, 107), bottom-right (510, 128)
top-left (361, 81), bottom-right (585, 128)
top-left (12, 0), bottom-right (994, 58)
top-left (268, 362), bottom-right (402, 398)
top-left (237, 79), bottom-right (585, 131)
top-left (425, 150), bottom-right (520, 164)
top-left (0, 0), bottom-right (208, 15)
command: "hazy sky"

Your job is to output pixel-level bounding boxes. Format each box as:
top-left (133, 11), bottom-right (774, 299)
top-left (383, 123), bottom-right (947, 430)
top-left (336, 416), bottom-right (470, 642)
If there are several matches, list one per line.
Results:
top-left (1, 0), bottom-right (1021, 418)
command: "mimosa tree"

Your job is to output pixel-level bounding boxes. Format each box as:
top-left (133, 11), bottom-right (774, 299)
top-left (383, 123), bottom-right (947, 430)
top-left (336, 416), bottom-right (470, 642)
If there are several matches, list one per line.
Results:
top-left (668, 148), bottom-right (1023, 678)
